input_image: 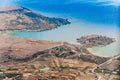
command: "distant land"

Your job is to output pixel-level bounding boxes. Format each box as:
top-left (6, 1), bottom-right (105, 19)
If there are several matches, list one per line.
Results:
top-left (0, 6), bottom-right (70, 32)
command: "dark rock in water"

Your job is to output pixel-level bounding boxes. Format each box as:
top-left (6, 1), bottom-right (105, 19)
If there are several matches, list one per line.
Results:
top-left (0, 6), bottom-right (70, 32)
top-left (77, 34), bottom-right (115, 48)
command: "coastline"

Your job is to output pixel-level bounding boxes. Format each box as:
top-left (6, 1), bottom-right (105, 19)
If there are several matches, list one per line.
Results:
top-left (5, 30), bottom-right (119, 58)
top-left (87, 48), bottom-right (109, 58)
top-left (87, 41), bottom-right (119, 57)
top-left (2, 25), bottom-right (119, 58)
top-left (0, 30), bottom-right (110, 58)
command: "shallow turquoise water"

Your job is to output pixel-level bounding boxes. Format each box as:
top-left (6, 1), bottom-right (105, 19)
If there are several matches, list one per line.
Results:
top-left (9, 20), bottom-right (119, 57)
top-left (91, 42), bottom-right (119, 57)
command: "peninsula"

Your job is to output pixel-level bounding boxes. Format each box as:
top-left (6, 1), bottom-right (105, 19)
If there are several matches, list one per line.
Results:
top-left (0, 6), bottom-right (70, 32)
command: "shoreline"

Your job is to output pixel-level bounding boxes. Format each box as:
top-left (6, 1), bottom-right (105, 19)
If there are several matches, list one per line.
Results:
top-left (6, 31), bottom-right (119, 58)
top-left (1, 28), bottom-right (118, 58)
top-left (87, 48), bottom-right (110, 58)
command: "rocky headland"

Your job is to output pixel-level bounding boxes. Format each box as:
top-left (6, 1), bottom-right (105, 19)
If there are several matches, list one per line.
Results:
top-left (0, 6), bottom-right (70, 32)
top-left (77, 34), bottom-right (115, 48)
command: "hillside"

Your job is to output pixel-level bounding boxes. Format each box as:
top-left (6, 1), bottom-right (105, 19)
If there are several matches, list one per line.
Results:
top-left (0, 34), bottom-right (114, 66)
top-left (98, 54), bottom-right (120, 71)
top-left (0, 34), bottom-right (119, 80)
top-left (0, 34), bottom-right (108, 80)
top-left (0, 6), bottom-right (70, 32)
top-left (0, 34), bottom-right (108, 64)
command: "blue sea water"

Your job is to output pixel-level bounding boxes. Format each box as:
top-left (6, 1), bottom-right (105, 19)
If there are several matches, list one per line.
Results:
top-left (0, 0), bottom-right (119, 26)
top-left (1, 0), bottom-right (119, 56)
top-left (19, 0), bottom-right (119, 26)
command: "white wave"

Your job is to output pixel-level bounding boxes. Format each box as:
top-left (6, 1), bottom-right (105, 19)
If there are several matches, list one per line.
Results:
top-left (97, 0), bottom-right (120, 6)
top-left (69, 0), bottom-right (120, 6)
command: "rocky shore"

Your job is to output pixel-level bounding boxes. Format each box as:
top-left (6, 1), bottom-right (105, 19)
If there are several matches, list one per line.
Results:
top-left (77, 34), bottom-right (115, 48)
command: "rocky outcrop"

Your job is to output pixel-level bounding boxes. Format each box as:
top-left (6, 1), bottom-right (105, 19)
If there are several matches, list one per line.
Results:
top-left (0, 6), bottom-right (70, 32)
top-left (77, 34), bottom-right (115, 48)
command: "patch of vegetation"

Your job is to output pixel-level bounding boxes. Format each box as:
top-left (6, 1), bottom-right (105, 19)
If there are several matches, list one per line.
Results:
top-left (5, 73), bottom-right (22, 78)
top-left (117, 57), bottom-right (120, 60)
top-left (69, 51), bottom-right (75, 55)
top-left (59, 66), bottom-right (77, 70)
top-left (80, 47), bottom-right (90, 54)
top-left (37, 57), bottom-right (46, 61)
top-left (49, 76), bottom-right (57, 79)
top-left (112, 78), bottom-right (120, 80)
top-left (7, 67), bottom-right (18, 71)
top-left (94, 68), bottom-right (116, 74)
top-left (13, 62), bottom-right (18, 64)
top-left (103, 69), bottom-right (112, 74)
top-left (94, 68), bottom-right (102, 73)
top-left (30, 65), bottom-right (36, 69)
top-left (38, 65), bottom-right (45, 69)
top-left (0, 68), bottom-right (2, 72)
top-left (82, 66), bottom-right (89, 72)
top-left (40, 53), bottom-right (50, 57)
